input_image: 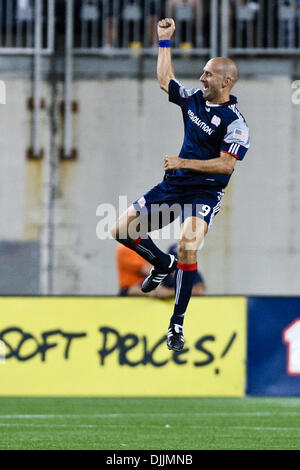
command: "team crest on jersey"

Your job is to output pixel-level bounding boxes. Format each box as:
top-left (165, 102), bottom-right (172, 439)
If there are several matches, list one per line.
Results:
top-left (211, 115), bottom-right (221, 127)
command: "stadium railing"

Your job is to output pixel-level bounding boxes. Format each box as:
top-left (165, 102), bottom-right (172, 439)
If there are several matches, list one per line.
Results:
top-left (0, 1), bottom-right (299, 58)
top-left (1, 1), bottom-right (298, 59)
top-left (72, 0), bottom-right (218, 58)
top-left (221, 0), bottom-right (300, 57)
top-left (0, 0), bottom-right (54, 55)
top-left (71, 0), bottom-right (300, 58)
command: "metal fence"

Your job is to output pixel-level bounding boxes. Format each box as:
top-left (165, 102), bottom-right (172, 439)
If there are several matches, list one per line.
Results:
top-left (0, 0), bottom-right (54, 54)
top-left (222, 0), bottom-right (300, 56)
top-left (0, 1), bottom-right (299, 58)
top-left (72, 0), bottom-right (218, 57)
top-left (71, 0), bottom-right (300, 57)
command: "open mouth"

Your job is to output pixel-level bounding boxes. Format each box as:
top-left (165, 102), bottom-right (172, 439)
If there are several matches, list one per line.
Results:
top-left (203, 85), bottom-right (209, 92)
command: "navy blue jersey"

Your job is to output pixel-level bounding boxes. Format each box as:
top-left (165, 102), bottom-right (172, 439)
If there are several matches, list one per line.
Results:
top-left (166, 79), bottom-right (250, 190)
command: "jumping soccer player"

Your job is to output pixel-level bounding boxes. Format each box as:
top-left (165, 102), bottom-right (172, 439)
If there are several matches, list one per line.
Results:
top-left (111, 18), bottom-right (250, 351)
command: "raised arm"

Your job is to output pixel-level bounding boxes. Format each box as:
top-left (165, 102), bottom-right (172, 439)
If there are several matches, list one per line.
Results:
top-left (157, 18), bottom-right (176, 93)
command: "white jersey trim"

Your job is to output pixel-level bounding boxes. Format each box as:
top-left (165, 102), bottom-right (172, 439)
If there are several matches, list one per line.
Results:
top-left (172, 79), bottom-right (200, 99)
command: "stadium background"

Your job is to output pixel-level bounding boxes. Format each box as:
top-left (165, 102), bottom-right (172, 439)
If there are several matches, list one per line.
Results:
top-left (0, 0), bottom-right (300, 450)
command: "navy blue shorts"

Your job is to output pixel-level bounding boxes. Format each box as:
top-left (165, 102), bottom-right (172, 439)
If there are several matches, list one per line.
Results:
top-left (133, 180), bottom-right (224, 231)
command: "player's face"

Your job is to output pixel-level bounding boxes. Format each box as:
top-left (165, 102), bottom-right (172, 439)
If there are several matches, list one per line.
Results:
top-left (200, 61), bottom-right (225, 102)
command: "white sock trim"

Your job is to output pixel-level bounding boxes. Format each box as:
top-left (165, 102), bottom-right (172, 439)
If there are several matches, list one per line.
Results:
top-left (168, 254), bottom-right (175, 269)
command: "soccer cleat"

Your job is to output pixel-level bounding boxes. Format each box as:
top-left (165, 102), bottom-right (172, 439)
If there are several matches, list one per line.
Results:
top-left (167, 324), bottom-right (184, 351)
top-left (141, 254), bottom-right (177, 293)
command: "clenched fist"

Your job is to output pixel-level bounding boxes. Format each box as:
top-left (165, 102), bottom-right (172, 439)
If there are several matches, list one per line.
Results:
top-left (157, 18), bottom-right (176, 40)
top-left (164, 155), bottom-right (183, 171)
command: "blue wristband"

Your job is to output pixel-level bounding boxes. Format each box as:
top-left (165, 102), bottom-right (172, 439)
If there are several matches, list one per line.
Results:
top-left (159, 40), bottom-right (171, 48)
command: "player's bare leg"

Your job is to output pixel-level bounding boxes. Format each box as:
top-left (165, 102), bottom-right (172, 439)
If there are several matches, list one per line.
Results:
top-left (178, 216), bottom-right (207, 264)
top-left (167, 216), bottom-right (208, 351)
top-left (111, 205), bottom-right (140, 246)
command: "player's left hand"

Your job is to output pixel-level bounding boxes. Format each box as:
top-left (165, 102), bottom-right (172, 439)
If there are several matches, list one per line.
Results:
top-left (164, 155), bottom-right (183, 171)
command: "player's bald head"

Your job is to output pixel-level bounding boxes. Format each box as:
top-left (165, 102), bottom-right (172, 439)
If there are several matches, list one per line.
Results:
top-left (207, 57), bottom-right (239, 87)
top-left (201, 57), bottom-right (239, 102)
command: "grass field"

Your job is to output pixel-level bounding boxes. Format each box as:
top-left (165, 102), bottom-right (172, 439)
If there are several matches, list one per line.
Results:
top-left (0, 397), bottom-right (300, 450)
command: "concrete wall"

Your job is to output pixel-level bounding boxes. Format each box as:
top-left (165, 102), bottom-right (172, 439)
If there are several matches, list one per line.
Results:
top-left (0, 74), bottom-right (299, 295)
top-left (0, 241), bottom-right (39, 294)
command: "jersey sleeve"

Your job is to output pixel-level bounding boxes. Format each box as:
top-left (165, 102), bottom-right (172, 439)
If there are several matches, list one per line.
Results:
top-left (168, 78), bottom-right (200, 108)
top-left (221, 118), bottom-right (250, 160)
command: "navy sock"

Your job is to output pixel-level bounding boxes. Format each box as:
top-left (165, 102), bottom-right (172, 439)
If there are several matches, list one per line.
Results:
top-left (125, 235), bottom-right (173, 272)
top-left (170, 262), bottom-right (197, 326)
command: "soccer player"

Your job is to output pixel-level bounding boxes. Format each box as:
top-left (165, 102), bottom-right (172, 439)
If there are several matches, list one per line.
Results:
top-left (111, 18), bottom-right (250, 351)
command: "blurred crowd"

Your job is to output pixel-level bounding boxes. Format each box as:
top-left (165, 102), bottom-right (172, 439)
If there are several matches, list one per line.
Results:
top-left (70, 0), bottom-right (210, 48)
top-left (2, 0), bottom-right (299, 50)
top-left (70, 0), bottom-right (300, 49)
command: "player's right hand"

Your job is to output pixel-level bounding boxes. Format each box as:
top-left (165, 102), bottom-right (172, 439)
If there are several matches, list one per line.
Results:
top-left (157, 18), bottom-right (175, 40)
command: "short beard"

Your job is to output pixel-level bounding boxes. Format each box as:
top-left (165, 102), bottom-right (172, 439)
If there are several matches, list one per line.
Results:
top-left (204, 87), bottom-right (219, 102)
